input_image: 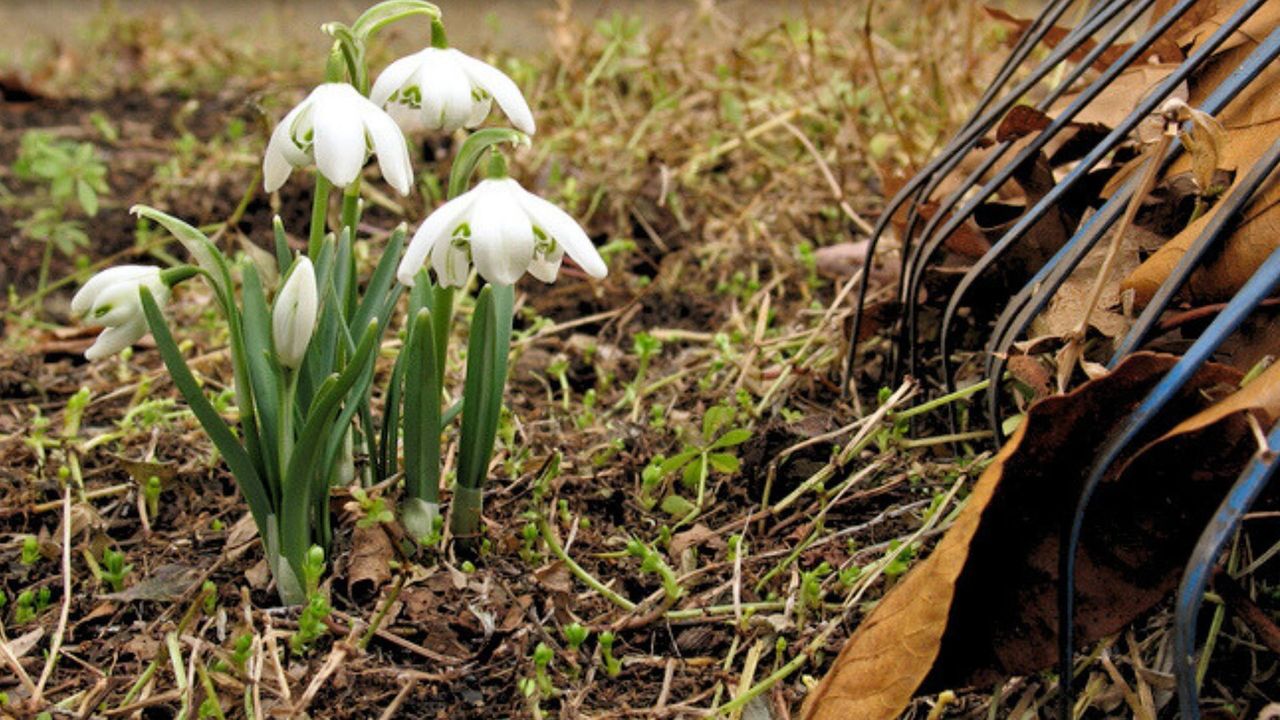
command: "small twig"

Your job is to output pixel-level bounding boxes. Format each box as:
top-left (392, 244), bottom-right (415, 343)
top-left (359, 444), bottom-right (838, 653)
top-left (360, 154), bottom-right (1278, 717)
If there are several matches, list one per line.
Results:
top-left (377, 676), bottom-right (421, 720)
top-left (32, 486), bottom-right (73, 703)
top-left (0, 635), bottom-right (37, 696)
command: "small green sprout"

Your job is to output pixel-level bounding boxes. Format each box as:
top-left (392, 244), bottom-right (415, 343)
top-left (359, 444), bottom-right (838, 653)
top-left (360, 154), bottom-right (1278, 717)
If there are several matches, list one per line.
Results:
top-left (461, 560), bottom-right (477, 574)
top-left (21, 536), bottom-right (41, 566)
top-left (210, 518), bottom-right (225, 532)
top-left (144, 475), bottom-right (163, 519)
top-left (598, 631), bottom-right (622, 677)
top-left (202, 580), bottom-right (218, 615)
top-left (214, 633), bottom-right (254, 674)
top-left (883, 540), bottom-right (917, 578)
top-left (291, 547), bottom-right (330, 655)
top-left (626, 539), bottom-right (682, 602)
top-left (349, 486), bottom-right (394, 528)
top-left (100, 548), bottom-right (134, 592)
top-left (562, 622), bottom-right (589, 652)
top-left (15, 587), bottom-right (51, 623)
top-left (531, 642), bottom-right (556, 697)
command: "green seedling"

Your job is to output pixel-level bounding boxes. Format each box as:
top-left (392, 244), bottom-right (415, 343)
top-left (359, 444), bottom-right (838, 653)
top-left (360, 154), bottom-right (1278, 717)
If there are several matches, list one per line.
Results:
top-left (144, 475), bottom-right (163, 519)
top-left (641, 404), bottom-right (750, 524)
top-left (626, 539), bottom-right (682, 602)
top-left (883, 539), bottom-right (918, 578)
top-left (798, 561), bottom-right (832, 625)
top-left (562, 622), bottom-right (589, 653)
top-left (291, 547), bottom-right (330, 655)
top-left (100, 547), bottom-right (134, 592)
top-left (532, 642), bottom-right (555, 697)
top-left (21, 536), bottom-right (41, 566)
top-left (597, 631), bottom-right (622, 677)
top-left (15, 587), bottom-right (51, 623)
top-left (202, 580), bottom-right (218, 615)
top-left (349, 486), bottom-right (394, 528)
top-left (10, 131), bottom-right (109, 294)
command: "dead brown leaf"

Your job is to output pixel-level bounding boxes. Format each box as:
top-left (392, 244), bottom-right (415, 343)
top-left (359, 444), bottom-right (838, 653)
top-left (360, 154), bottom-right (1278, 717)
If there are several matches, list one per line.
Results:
top-left (347, 524), bottom-right (394, 600)
top-left (804, 352), bottom-right (1280, 719)
top-left (984, 7), bottom-right (1182, 73)
top-left (1119, 31), bottom-right (1280, 305)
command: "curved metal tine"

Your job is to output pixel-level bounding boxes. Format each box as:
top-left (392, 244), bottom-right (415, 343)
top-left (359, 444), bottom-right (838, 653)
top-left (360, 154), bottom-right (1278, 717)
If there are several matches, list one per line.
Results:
top-left (1056, 243), bottom-right (1280, 720)
top-left (891, 0), bottom-right (1126, 383)
top-left (905, 0), bottom-right (1149, 387)
top-left (845, 0), bottom-right (1092, 394)
top-left (983, 26), bottom-right (1280, 439)
top-left (984, 189), bottom-right (1131, 438)
top-left (1174, 418), bottom-right (1280, 720)
top-left (887, 0), bottom-right (1084, 383)
top-left (938, 0), bottom-right (1270, 420)
top-left (931, 0), bottom-right (1204, 394)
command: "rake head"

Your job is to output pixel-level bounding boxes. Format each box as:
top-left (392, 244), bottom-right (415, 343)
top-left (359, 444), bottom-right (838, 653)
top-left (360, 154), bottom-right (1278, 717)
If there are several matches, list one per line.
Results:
top-left (846, 1), bottom-right (1280, 717)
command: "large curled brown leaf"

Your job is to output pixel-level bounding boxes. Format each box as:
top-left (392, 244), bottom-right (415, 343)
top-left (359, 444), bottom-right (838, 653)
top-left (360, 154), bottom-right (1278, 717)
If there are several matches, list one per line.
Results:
top-left (803, 353), bottom-right (1280, 720)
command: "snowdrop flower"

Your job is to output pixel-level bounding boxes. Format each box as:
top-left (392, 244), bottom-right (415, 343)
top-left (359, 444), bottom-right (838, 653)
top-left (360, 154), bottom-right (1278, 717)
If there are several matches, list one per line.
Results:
top-left (371, 48), bottom-right (535, 135)
top-left (72, 265), bottom-right (169, 361)
top-left (398, 177), bottom-right (607, 288)
top-left (272, 257), bottom-right (319, 369)
top-left (264, 83), bottom-right (413, 195)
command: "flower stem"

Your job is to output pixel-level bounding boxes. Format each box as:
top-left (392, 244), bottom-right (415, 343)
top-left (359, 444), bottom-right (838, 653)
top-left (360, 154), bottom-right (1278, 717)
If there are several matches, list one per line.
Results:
top-left (308, 176), bottom-right (332, 257)
top-left (431, 18), bottom-right (448, 49)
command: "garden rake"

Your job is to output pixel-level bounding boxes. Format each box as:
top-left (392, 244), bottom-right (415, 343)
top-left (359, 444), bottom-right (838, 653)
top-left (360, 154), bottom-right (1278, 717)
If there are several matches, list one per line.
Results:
top-left (844, 1), bottom-right (1280, 717)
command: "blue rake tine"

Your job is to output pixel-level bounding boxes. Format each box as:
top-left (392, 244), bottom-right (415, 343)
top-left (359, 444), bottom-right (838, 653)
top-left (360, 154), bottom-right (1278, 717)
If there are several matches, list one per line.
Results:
top-left (899, 0), bottom-right (1159, 382)
top-left (1174, 417), bottom-right (1280, 720)
top-left (936, 0), bottom-right (1271, 408)
top-left (843, 0), bottom-right (1106, 395)
top-left (1057, 243), bottom-right (1280, 719)
top-left (978, 22), bottom-right (1280, 441)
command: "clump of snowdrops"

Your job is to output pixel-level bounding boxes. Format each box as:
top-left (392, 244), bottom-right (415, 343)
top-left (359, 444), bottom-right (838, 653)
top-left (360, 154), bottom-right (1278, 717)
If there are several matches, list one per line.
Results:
top-left (68, 0), bottom-right (607, 604)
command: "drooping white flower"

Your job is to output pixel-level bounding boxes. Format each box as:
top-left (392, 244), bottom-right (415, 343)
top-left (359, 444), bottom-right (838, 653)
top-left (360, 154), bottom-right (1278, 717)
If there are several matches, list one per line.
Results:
top-left (371, 48), bottom-right (535, 135)
top-left (272, 257), bottom-right (319, 369)
top-left (397, 177), bottom-right (607, 288)
top-left (72, 265), bottom-right (169, 361)
top-left (263, 83), bottom-right (414, 195)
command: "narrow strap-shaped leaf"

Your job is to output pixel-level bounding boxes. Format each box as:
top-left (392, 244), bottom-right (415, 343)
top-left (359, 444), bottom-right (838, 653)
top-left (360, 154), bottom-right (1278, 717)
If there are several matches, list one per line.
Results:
top-left (379, 349), bottom-right (407, 481)
top-left (140, 287), bottom-right (272, 534)
top-left (351, 225), bottom-right (406, 334)
top-left (272, 216), bottom-right (293, 278)
top-left (403, 308), bottom-right (441, 504)
top-left (456, 287), bottom-right (498, 491)
top-left (132, 204), bottom-right (233, 300)
top-left (280, 318), bottom-right (380, 584)
top-left (239, 264), bottom-right (282, 493)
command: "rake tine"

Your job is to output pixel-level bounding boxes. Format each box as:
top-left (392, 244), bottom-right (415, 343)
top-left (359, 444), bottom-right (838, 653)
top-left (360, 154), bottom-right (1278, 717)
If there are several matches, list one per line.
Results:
top-left (890, 0), bottom-right (1131, 381)
top-left (937, 0), bottom-right (1270, 414)
top-left (1174, 418), bottom-right (1280, 720)
top-left (899, 0), bottom-right (1144, 385)
top-left (981, 25), bottom-right (1280, 440)
top-left (1057, 242), bottom-right (1280, 720)
top-left (845, 0), bottom-right (1101, 396)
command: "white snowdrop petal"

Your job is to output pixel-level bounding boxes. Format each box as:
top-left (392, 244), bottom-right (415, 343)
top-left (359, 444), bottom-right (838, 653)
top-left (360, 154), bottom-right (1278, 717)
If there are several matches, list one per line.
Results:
top-left (371, 51), bottom-right (425, 107)
top-left (454, 50), bottom-right (536, 135)
top-left (85, 319), bottom-right (146, 361)
top-left (468, 188), bottom-right (534, 286)
top-left (363, 107), bottom-right (413, 196)
top-left (430, 230), bottom-right (472, 288)
top-left (465, 96), bottom-right (494, 129)
top-left (398, 193), bottom-right (477, 286)
top-left (516, 190), bottom-right (607, 278)
top-left (528, 245), bottom-right (564, 283)
top-left (310, 90), bottom-right (368, 187)
top-left (428, 53), bottom-right (476, 132)
top-left (72, 265), bottom-right (153, 316)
